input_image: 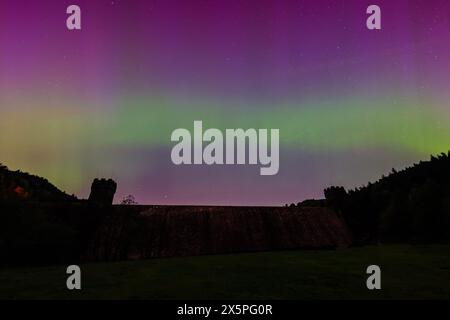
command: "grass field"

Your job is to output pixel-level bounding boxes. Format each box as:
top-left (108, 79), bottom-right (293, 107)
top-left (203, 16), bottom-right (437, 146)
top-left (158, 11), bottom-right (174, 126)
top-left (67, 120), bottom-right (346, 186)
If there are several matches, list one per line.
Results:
top-left (1, 245), bottom-right (450, 300)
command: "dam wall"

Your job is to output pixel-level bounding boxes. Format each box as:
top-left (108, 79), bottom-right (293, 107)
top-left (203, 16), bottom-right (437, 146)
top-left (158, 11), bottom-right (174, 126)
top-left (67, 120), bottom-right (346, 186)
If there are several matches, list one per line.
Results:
top-left (85, 205), bottom-right (353, 261)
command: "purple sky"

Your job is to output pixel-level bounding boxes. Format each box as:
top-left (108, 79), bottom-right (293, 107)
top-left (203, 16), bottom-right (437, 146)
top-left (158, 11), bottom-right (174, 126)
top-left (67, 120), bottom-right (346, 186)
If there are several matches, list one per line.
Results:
top-left (1, 0), bottom-right (450, 205)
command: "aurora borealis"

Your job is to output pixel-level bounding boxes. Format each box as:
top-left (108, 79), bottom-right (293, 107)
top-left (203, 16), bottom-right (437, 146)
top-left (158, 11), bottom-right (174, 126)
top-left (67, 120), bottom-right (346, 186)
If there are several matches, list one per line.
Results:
top-left (1, 0), bottom-right (450, 205)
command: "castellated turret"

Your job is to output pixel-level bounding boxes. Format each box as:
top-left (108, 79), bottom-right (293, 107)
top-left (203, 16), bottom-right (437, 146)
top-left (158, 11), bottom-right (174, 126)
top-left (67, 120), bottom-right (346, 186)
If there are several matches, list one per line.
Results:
top-left (88, 178), bottom-right (117, 205)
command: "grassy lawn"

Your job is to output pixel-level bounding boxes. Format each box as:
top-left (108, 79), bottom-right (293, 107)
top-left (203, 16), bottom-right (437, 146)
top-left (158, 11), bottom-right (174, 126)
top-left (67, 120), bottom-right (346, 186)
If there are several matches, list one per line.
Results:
top-left (1, 245), bottom-right (449, 300)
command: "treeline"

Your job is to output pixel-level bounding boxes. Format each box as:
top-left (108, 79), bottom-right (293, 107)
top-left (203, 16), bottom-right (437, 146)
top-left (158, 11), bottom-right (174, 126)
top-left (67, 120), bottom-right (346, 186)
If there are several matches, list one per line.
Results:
top-left (324, 152), bottom-right (450, 244)
top-left (0, 163), bottom-right (76, 202)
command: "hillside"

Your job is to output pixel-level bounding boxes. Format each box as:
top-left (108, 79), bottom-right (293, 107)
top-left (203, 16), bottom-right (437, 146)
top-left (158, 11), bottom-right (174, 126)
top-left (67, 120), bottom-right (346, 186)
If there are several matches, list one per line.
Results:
top-left (0, 163), bottom-right (76, 202)
top-left (323, 152), bottom-right (450, 243)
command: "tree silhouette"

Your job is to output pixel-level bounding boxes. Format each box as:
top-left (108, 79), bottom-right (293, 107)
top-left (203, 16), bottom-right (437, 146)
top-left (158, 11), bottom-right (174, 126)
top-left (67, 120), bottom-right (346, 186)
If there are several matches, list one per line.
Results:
top-left (324, 151), bottom-right (450, 244)
top-left (121, 194), bottom-right (138, 205)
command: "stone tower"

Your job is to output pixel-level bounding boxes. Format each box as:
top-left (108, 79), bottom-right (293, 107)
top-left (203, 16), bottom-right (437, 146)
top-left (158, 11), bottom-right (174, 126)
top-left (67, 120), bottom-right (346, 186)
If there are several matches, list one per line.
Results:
top-left (88, 178), bottom-right (117, 205)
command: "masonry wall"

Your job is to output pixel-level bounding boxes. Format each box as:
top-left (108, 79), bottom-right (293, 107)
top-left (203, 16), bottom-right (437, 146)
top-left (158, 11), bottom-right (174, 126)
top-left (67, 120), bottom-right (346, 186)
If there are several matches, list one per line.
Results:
top-left (85, 206), bottom-right (353, 261)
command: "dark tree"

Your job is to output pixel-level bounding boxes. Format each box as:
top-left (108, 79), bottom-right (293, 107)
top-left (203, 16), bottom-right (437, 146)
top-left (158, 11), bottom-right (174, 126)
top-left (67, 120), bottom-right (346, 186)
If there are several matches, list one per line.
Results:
top-left (121, 194), bottom-right (138, 205)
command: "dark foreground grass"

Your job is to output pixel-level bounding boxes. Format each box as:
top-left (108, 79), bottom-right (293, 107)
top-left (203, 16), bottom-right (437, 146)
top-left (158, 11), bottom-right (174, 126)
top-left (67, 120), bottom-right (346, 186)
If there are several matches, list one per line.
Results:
top-left (1, 245), bottom-right (450, 299)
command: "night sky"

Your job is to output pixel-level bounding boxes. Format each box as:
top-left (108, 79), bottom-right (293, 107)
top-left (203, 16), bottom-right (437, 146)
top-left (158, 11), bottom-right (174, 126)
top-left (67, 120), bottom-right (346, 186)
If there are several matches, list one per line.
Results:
top-left (1, 0), bottom-right (450, 205)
